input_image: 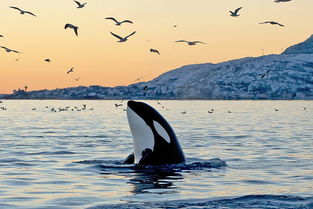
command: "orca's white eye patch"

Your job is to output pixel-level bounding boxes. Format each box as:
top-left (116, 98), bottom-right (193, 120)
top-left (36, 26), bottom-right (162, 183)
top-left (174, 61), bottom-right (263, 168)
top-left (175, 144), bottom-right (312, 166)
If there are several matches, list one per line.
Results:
top-left (153, 120), bottom-right (171, 143)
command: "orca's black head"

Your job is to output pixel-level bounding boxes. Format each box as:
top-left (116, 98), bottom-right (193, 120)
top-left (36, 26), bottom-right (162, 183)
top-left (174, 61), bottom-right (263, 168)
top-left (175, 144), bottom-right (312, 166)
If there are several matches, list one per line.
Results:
top-left (127, 100), bottom-right (160, 126)
top-left (126, 100), bottom-right (185, 165)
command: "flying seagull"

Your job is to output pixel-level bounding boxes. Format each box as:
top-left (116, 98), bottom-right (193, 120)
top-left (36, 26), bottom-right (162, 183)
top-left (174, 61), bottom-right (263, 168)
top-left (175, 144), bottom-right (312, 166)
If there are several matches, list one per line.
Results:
top-left (73, 0), bottom-right (86, 8)
top-left (110, 31), bottom-right (136, 42)
top-left (150, 48), bottom-right (160, 55)
top-left (261, 70), bottom-right (271, 78)
top-left (10, 6), bottom-right (37, 17)
top-left (0, 46), bottom-right (20, 53)
top-left (260, 21), bottom-right (284, 27)
top-left (175, 40), bottom-right (206, 46)
top-left (133, 77), bottom-right (143, 82)
top-left (0, 35), bottom-right (3, 38)
top-left (230, 7), bottom-right (242, 17)
top-left (67, 68), bottom-right (74, 74)
top-left (105, 17), bottom-right (133, 26)
top-left (65, 24), bottom-right (79, 36)
top-left (45, 58), bottom-right (51, 63)
top-left (274, 0), bottom-right (292, 2)
top-left (74, 77), bottom-right (80, 81)
top-left (115, 103), bottom-right (123, 107)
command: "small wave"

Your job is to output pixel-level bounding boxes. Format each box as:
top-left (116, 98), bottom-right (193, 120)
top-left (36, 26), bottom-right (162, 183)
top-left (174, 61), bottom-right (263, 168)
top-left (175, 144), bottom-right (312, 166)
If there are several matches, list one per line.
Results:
top-left (49, 151), bottom-right (76, 155)
top-left (0, 204), bottom-right (17, 208)
top-left (0, 158), bottom-right (26, 163)
top-left (123, 158), bottom-right (227, 174)
top-left (19, 135), bottom-right (44, 138)
top-left (74, 160), bottom-right (121, 165)
top-left (13, 162), bottom-right (35, 167)
top-left (26, 151), bottom-right (76, 155)
top-left (241, 179), bottom-right (276, 185)
top-left (88, 194), bottom-right (313, 209)
top-left (62, 135), bottom-right (109, 138)
top-left (75, 158), bottom-right (226, 172)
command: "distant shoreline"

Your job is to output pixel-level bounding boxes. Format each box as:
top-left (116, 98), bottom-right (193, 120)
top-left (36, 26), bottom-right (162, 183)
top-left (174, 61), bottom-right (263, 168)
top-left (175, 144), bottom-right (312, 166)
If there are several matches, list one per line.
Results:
top-left (1, 98), bottom-right (312, 101)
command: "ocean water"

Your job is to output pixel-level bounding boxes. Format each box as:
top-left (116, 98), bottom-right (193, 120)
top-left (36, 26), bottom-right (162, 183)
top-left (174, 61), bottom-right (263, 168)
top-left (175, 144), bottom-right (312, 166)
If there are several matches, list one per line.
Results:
top-left (0, 100), bottom-right (312, 209)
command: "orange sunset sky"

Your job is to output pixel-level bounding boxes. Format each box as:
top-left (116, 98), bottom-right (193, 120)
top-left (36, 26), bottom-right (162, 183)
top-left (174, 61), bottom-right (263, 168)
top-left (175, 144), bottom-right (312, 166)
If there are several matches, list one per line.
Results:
top-left (0, 0), bottom-right (312, 94)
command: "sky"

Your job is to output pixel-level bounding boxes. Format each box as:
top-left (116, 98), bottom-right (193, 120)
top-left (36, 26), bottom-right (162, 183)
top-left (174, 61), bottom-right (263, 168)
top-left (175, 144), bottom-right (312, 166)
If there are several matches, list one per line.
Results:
top-left (0, 0), bottom-right (312, 94)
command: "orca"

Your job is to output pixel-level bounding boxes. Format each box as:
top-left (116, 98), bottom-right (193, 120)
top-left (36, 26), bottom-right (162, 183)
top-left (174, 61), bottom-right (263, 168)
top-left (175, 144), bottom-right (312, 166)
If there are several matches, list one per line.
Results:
top-left (124, 100), bottom-right (185, 165)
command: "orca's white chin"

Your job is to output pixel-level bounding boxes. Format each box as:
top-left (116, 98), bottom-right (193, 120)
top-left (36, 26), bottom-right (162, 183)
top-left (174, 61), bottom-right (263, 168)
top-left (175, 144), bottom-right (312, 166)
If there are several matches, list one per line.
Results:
top-left (127, 105), bottom-right (154, 164)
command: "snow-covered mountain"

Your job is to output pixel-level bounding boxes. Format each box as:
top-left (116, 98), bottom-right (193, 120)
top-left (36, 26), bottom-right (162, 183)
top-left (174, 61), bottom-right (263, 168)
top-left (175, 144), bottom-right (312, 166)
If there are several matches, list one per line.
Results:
top-left (3, 35), bottom-right (313, 100)
top-left (283, 34), bottom-right (313, 55)
top-left (142, 53), bottom-right (313, 99)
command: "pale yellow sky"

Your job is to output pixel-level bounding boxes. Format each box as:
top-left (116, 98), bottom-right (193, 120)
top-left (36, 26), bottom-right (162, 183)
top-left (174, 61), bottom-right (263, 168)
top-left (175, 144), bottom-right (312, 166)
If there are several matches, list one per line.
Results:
top-left (0, 0), bottom-right (312, 94)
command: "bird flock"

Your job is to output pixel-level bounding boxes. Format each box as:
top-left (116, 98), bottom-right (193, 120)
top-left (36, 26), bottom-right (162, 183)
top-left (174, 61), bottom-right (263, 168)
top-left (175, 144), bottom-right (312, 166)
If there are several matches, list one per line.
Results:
top-left (229, 6), bottom-right (285, 27)
top-left (0, 100), bottom-right (94, 112)
top-left (1, 99), bottom-right (308, 116)
top-left (1, 0), bottom-right (292, 93)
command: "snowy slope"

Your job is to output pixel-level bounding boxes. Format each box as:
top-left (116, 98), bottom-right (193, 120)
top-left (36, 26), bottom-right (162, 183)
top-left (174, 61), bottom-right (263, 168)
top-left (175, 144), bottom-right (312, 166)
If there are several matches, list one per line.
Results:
top-left (142, 53), bottom-right (313, 99)
top-left (283, 35), bottom-right (313, 55)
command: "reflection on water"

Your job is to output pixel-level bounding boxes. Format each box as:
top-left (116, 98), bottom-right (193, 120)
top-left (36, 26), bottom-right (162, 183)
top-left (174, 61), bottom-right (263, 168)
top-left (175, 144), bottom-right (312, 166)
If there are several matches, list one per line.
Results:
top-left (98, 159), bottom-right (225, 196)
top-left (0, 100), bottom-right (312, 208)
top-left (128, 172), bottom-right (180, 195)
